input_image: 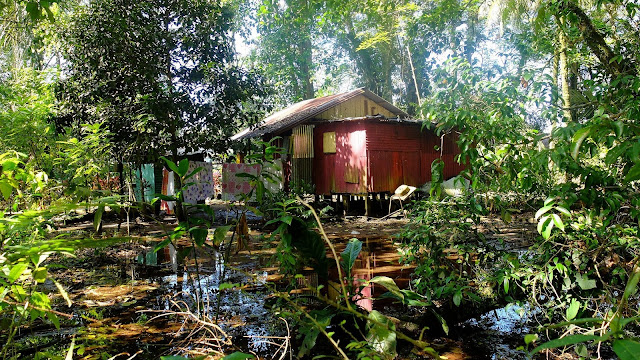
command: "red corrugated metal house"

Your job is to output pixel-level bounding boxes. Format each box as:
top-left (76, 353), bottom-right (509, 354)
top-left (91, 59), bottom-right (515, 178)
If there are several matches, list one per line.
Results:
top-left (232, 88), bottom-right (464, 205)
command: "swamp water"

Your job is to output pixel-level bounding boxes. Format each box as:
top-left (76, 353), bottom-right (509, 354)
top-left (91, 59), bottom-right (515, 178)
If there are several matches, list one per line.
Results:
top-left (40, 236), bottom-right (533, 359)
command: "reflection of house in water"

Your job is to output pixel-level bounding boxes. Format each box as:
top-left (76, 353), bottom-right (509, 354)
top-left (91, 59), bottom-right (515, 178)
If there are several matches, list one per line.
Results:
top-left (232, 88), bottom-right (464, 214)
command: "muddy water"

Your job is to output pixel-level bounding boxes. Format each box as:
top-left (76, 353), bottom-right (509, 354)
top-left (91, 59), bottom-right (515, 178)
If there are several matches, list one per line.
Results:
top-left (137, 236), bottom-right (532, 359)
top-left (39, 230), bottom-right (532, 360)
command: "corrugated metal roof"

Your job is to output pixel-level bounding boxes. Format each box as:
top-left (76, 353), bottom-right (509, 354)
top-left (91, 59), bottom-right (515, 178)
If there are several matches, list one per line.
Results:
top-left (231, 88), bottom-right (409, 141)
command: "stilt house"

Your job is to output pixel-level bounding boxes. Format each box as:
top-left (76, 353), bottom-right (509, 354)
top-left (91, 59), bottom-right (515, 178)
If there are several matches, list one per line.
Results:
top-left (232, 88), bottom-right (464, 198)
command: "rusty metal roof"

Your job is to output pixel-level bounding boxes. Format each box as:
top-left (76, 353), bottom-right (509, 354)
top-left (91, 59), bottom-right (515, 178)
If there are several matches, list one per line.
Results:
top-left (231, 88), bottom-right (409, 141)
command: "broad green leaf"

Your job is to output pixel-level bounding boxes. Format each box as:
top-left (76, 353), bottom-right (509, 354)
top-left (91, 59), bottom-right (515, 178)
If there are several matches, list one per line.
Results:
top-left (0, 181), bottom-right (13, 200)
top-left (542, 217), bottom-right (555, 239)
top-left (177, 159), bottom-right (189, 177)
top-left (219, 282), bottom-right (239, 290)
top-left (184, 167), bottom-right (203, 182)
top-left (566, 299), bottom-right (580, 320)
top-left (33, 267), bottom-right (47, 283)
top-left (47, 311), bottom-right (60, 330)
top-left (160, 156), bottom-right (179, 174)
top-left (340, 238), bottom-right (362, 277)
top-left (154, 238), bottom-right (172, 252)
top-left (625, 163), bottom-right (640, 183)
top-left (221, 352), bottom-right (255, 360)
top-left (613, 340), bottom-right (640, 360)
top-left (622, 267), bottom-right (640, 304)
top-left (575, 273), bottom-right (597, 290)
top-left (281, 215), bottom-right (293, 225)
top-left (535, 205), bottom-right (553, 220)
top-left (453, 290), bottom-right (462, 305)
top-left (189, 227), bottom-right (208, 246)
top-left (370, 276), bottom-right (403, 301)
top-left (93, 203), bottom-right (105, 231)
top-left (214, 225), bottom-right (232, 246)
top-left (430, 309), bottom-right (449, 335)
top-left (366, 310), bottom-right (397, 356)
top-left (555, 206), bottom-right (571, 217)
top-left (531, 334), bottom-right (608, 354)
top-left (8, 263), bottom-right (28, 283)
top-left (524, 334), bottom-right (539, 345)
top-left (246, 206), bottom-right (263, 217)
top-left (298, 310), bottom-right (334, 357)
top-left (551, 214), bottom-right (564, 232)
top-left (571, 127), bottom-right (592, 160)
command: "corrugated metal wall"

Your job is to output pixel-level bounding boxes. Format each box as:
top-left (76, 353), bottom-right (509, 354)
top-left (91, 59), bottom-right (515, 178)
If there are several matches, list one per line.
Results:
top-left (366, 122), bottom-right (465, 193)
top-left (314, 122), bottom-right (368, 194)
top-left (291, 125), bottom-right (314, 186)
top-left (312, 121), bottom-right (465, 195)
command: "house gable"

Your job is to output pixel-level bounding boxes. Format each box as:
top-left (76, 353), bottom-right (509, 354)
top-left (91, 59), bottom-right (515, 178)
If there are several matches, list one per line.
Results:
top-left (315, 94), bottom-right (396, 120)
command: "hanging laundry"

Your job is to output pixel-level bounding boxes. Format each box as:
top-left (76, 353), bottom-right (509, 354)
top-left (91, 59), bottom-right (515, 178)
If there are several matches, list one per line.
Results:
top-left (222, 163), bottom-right (262, 201)
top-left (161, 168), bottom-right (175, 214)
top-left (134, 164), bottom-right (155, 202)
top-left (182, 161), bottom-right (215, 204)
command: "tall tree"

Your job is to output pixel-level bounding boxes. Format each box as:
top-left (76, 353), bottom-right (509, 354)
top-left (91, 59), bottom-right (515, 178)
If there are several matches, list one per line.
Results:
top-left (56, 0), bottom-right (268, 165)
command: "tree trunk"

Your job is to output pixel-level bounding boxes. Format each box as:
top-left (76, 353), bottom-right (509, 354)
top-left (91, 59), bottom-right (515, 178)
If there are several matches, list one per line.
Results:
top-left (558, 24), bottom-right (573, 122)
top-left (558, 0), bottom-right (635, 77)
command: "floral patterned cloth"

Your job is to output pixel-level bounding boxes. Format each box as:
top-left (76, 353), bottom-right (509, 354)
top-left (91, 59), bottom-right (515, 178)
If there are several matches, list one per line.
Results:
top-left (222, 163), bottom-right (262, 201)
top-left (183, 161), bottom-right (215, 204)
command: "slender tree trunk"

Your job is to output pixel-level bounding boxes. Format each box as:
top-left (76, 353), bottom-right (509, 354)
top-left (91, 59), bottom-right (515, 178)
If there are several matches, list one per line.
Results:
top-left (551, 52), bottom-right (560, 130)
top-left (558, 0), bottom-right (634, 77)
top-left (558, 24), bottom-right (573, 122)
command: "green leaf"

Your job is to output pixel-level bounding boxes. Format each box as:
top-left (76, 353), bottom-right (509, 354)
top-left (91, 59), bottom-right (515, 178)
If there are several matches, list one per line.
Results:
top-left (366, 310), bottom-right (397, 356)
top-left (555, 206), bottom-right (571, 217)
top-left (47, 311), bottom-right (60, 330)
top-left (551, 214), bottom-right (565, 232)
top-left (246, 206), bottom-right (263, 217)
top-left (542, 217), bottom-right (555, 239)
top-left (571, 127), bottom-right (592, 160)
top-left (281, 215), bottom-right (293, 225)
top-left (8, 263), bottom-right (28, 283)
top-left (299, 310), bottom-right (334, 357)
top-left (213, 225), bottom-right (232, 246)
top-left (221, 352), bottom-right (255, 360)
top-left (524, 334), bottom-right (539, 345)
top-left (189, 227), bottom-right (208, 246)
top-left (177, 159), bottom-right (189, 177)
top-left (0, 181), bottom-right (13, 200)
top-left (65, 337), bottom-right (75, 360)
top-left (154, 238), bottom-right (172, 252)
top-left (622, 267), bottom-right (640, 304)
top-left (531, 334), bottom-right (608, 354)
top-left (33, 267), bottom-right (47, 283)
top-left (94, 203), bottom-right (105, 231)
top-left (566, 299), bottom-right (580, 320)
top-left (535, 205), bottom-right (553, 220)
top-left (160, 156), bottom-right (180, 174)
top-left (219, 282), bottom-right (239, 290)
top-left (575, 273), bottom-right (597, 290)
top-left (370, 276), bottom-right (403, 301)
top-left (184, 167), bottom-right (203, 182)
top-left (54, 280), bottom-right (72, 307)
top-left (430, 308), bottom-right (449, 335)
top-left (625, 163), bottom-right (640, 183)
top-left (453, 290), bottom-right (462, 306)
top-left (340, 238), bottom-right (362, 277)
top-left (612, 340), bottom-right (640, 360)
